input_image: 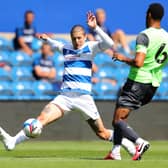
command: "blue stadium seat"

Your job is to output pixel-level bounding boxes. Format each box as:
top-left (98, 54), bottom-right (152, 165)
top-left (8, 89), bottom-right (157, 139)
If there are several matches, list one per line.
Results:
top-left (10, 51), bottom-right (33, 66)
top-left (117, 67), bottom-right (130, 83)
top-left (12, 81), bottom-right (35, 100)
top-left (94, 67), bottom-right (116, 79)
top-left (155, 82), bottom-right (168, 100)
top-left (12, 67), bottom-right (34, 81)
top-left (31, 38), bottom-right (43, 52)
top-left (94, 52), bottom-right (115, 68)
top-left (0, 36), bottom-right (14, 51)
top-left (129, 39), bottom-right (136, 53)
top-left (56, 66), bottom-right (64, 81)
top-left (0, 51), bottom-right (11, 64)
top-left (92, 81), bottom-right (120, 100)
top-left (33, 80), bottom-right (55, 100)
top-left (53, 52), bottom-right (64, 66)
top-left (114, 59), bottom-right (130, 69)
top-left (0, 81), bottom-right (13, 100)
top-left (162, 66), bottom-right (168, 82)
top-left (154, 67), bottom-right (168, 100)
top-left (0, 68), bottom-right (12, 81)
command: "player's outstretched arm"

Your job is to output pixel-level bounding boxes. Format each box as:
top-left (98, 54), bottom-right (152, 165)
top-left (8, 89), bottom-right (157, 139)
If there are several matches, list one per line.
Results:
top-left (86, 11), bottom-right (114, 50)
top-left (38, 33), bottom-right (64, 52)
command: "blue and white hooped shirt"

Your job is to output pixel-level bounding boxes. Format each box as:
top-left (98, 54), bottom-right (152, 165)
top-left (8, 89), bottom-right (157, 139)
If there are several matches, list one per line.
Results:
top-left (61, 43), bottom-right (97, 94)
top-left (47, 26), bottom-right (114, 95)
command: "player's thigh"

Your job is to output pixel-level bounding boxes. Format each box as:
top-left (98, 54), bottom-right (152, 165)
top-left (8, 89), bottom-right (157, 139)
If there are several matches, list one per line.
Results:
top-left (74, 95), bottom-right (100, 120)
top-left (37, 103), bottom-right (64, 126)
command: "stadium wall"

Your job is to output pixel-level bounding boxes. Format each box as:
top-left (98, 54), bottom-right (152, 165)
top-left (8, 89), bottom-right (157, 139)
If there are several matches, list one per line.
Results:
top-left (0, 101), bottom-right (167, 140)
top-left (0, 0), bottom-right (168, 34)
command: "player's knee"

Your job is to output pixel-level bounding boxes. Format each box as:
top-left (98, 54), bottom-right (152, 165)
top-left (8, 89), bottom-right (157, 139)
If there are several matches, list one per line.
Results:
top-left (112, 108), bottom-right (130, 126)
top-left (115, 29), bottom-right (125, 36)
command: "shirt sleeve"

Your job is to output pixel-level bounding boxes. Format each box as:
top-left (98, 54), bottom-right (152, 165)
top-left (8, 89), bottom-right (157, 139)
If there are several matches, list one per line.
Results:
top-left (136, 33), bottom-right (149, 54)
top-left (89, 26), bottom-right (114, 54)
top-left (33, 58), bottom-right (40, 67)
top-left (16, 28), bottom-right (23, 38)
top-left (46, 38), bottom-right (64, 53)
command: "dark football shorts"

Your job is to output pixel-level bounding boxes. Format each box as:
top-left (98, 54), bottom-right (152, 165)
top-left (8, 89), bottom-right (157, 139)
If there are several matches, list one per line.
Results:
top-left (116, 79), bottom-right (158, 110)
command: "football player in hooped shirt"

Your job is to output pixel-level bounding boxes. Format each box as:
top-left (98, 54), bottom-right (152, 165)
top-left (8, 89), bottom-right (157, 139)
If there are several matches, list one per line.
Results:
top-left (0, 12), bottom-right (135, 157)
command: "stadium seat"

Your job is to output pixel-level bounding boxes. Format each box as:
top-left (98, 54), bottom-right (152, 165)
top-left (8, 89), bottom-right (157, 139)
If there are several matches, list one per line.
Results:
top-left (0, 81), bottom-right (13, 100)
top-left (162, 66), bottom-right (168, 82)
top-left (10, 51), bottom-right (33, 66)
top-left (155, 82), bottom-right (168, 100)
top-left (12, 81), bottom-right (35, 100)
top-left (117, 67), bottom-right (130, 82)
top-left (56, 66), bottom-right (64, 81)
top-left (153, 67), bottom-right (168, 100)
top-left (94, 67), bottom-right (116, 79)
top-left (94, 52), bottom-right (115, 68)
top-left (92, 81), bottom-right (120, 100)
top-left (53, 52), bottom-right (64, 66)
top-left (0, 36), bottom-right (13, 51)
top-left (31, 38), bottom-right (43, 52)
top-left (11, 67), bottom-right (34, 81)
top-left (0, 51), bottom-right (11, 65)
top-left (129, 39), bottom-right (136, 53)
top-left (0, 68), bottom-right (12, 81)
top-left (33, 80), bottom-right (55, 100)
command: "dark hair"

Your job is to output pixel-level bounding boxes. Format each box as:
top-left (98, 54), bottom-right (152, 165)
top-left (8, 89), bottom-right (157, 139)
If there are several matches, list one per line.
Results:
top-left (70, 24), bottom-right (86, 35)
top-left (24, 10), bottom-right (34, 17)
top-left (147, 3), bottom-right (164, 20)
top-left (41, 42), bottom-right (50, 48)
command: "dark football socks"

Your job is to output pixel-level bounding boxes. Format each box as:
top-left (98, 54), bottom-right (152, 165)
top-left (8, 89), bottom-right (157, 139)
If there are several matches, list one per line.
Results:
top-left (113, 120), bottom-right (139, 144)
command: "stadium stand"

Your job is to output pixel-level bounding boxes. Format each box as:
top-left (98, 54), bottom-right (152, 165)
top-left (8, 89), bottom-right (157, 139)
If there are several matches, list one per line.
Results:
top-left (0, 34), bottom-right (167, 101)
top-left (33, 80), bottom-right (55, 100)
top-left (0, 36), bottom-right (13, 51)
top-left (11, 66), bottom-right (34, 82)
top-left (0, 81), bottom-right (13, 100)
top-left (92, 80), bottom-right (120, 100)
top-left (0, 51), bottom-right (11, 65)
top-left (0, 68), bottom-right (12, 81)
top-left (31, 38), bottom-right (43, 52)
top-left (12, 81), bottom-right (35, 100)
top-left (10, 51), bottom-right (33, 66)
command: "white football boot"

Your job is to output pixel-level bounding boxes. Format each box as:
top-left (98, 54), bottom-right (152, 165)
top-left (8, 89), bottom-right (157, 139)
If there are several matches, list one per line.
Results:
top-left (0, 127), bottom-right (16, 151)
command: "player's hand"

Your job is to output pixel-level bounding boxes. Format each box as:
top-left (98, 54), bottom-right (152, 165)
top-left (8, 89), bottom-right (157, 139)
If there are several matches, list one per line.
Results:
top-left (87, 11), bottom-right (97, 29)
top-left (37, 33), bottom-right (49, 41)
top-left (112, 52), bottom-right (126, 62)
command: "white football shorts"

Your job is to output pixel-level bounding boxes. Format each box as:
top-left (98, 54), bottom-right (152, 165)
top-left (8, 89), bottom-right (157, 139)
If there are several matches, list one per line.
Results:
top-left (50, 92), bottom-right (100, 120)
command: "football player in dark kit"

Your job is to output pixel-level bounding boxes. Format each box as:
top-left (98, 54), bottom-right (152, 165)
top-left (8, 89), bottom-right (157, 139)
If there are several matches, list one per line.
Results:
top-left (105, 3), bottom-right (168, 160)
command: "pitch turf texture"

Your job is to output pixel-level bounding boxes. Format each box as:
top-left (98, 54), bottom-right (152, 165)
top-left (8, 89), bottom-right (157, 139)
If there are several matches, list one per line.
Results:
top-left (0, 141), bottom-right (167, 168)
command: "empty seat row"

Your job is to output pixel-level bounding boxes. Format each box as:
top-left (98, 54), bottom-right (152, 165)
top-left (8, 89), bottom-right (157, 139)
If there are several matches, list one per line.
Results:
top-left (0, 80), bottom-right (58, 100)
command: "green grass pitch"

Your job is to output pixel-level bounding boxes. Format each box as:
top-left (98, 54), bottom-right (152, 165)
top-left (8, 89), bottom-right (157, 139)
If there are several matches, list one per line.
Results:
top-left (0, 141), bottom-right (167, 168)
